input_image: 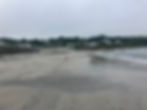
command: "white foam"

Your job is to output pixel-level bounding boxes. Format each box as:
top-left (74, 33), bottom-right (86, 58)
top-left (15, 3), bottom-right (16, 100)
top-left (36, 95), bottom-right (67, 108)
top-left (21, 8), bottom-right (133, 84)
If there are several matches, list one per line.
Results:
top-left (94, 47), bottom-right (147, 65)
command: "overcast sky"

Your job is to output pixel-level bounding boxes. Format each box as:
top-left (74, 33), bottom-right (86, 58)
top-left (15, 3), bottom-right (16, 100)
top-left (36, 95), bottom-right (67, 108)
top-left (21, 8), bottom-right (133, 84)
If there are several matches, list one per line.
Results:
top-left (0, 0), bottom-right (147, 38)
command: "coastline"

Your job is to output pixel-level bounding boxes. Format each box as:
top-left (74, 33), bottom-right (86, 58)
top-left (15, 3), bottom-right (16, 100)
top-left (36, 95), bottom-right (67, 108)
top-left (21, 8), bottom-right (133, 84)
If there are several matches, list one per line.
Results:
top-left (0, 49), bottom-right (147, 110)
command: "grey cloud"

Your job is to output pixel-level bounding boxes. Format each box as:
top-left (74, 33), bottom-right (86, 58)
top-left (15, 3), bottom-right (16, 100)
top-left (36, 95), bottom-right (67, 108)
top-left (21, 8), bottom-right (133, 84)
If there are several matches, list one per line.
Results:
top-left (0, 0), bottom-right (147, 38)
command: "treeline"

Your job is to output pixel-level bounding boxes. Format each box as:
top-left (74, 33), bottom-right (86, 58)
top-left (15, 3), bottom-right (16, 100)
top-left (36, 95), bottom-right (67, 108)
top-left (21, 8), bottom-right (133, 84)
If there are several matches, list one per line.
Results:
top-left (0, 38), bottom-right (38, 54)
top-left (1, 35), bottom-right (147, 50)
top-left (48, 35), bottom-right (147, 49)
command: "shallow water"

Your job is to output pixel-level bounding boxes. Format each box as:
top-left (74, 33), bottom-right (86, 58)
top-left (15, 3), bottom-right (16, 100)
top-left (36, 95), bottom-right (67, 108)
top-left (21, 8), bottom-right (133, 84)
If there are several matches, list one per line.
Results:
top-left (0, 49), bottom-right (147, 110)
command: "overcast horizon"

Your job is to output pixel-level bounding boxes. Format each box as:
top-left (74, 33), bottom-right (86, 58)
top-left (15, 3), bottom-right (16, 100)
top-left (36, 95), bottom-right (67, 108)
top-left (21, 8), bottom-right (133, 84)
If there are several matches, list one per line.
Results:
top-left (0, 0), bottom-right (147, 38)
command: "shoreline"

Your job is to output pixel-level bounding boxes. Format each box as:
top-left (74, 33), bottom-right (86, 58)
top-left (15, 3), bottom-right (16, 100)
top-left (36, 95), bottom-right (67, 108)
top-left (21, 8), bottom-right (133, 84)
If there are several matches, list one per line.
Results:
top-left (0, 48), bottom-right (147, 110)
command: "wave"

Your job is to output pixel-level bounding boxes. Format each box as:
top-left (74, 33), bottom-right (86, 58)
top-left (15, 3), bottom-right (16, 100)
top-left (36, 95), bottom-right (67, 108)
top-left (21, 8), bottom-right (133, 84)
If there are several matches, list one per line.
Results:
top-left (92, 47), bottom-right (147, 65)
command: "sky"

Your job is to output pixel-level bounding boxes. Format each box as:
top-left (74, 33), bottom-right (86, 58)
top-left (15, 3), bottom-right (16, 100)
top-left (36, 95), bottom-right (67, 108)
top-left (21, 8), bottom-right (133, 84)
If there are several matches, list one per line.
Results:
top-left (0, 0), bottom-right (147, 38)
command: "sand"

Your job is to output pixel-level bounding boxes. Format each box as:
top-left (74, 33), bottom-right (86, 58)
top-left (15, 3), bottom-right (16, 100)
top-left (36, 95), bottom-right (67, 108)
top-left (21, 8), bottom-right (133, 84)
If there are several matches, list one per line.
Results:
top-left (0, 49), bottom-right (147, 110)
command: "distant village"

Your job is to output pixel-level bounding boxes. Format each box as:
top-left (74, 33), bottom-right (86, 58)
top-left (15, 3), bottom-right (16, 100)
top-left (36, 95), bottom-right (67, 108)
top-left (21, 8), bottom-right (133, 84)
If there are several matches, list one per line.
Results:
top-left (0, 35), bottom-right (147, 54)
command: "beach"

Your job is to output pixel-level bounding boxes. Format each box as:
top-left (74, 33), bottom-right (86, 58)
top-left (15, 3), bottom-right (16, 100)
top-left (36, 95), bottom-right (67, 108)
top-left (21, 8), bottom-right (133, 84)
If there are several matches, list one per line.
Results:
top-left (0, 48), bottom-right (147, 110)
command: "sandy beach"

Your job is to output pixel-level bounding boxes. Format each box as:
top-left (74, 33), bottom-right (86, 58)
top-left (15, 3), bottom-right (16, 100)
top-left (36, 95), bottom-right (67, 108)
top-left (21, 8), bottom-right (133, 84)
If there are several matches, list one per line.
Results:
top-left (0, 49), bottom-right (147, 110)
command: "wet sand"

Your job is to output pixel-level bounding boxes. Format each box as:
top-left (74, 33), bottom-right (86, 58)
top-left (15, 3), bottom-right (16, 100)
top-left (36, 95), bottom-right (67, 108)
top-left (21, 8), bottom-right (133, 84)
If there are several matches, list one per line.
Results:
top-left (0, 49), bottom-right (147, 110)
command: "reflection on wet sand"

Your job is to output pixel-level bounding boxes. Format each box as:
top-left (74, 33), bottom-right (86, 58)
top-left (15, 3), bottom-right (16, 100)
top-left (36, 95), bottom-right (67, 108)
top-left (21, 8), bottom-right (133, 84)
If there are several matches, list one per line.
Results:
top-left (0, 49), bottom-right (147, 110)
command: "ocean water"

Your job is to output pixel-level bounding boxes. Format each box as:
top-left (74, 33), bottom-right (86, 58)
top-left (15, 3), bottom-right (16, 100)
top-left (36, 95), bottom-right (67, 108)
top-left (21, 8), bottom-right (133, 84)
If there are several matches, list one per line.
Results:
top-left (93, 47), bottom-right (147, 65)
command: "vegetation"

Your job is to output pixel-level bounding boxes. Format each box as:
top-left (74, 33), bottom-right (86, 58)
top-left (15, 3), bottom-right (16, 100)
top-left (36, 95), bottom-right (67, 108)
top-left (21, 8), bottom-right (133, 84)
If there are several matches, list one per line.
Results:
top-left (0, 38), bottom-right (37, 55)
top-left (0, 35), bottom-right (147, 54)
